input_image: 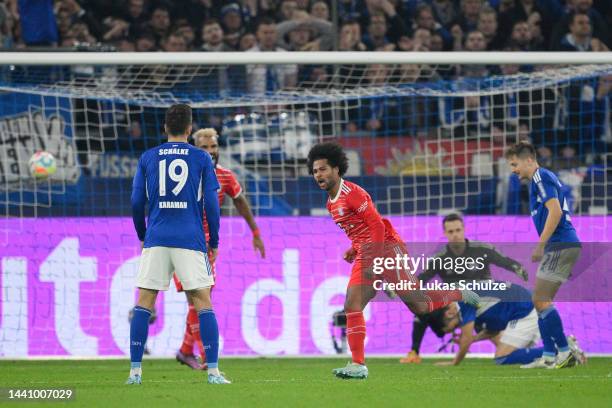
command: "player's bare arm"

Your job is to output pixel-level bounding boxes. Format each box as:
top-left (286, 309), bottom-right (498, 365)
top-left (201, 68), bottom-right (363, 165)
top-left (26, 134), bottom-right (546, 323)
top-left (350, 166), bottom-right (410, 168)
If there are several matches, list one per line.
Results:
top-left (450, 322), bottom-right (475, 366)
top-left (232, 194), bottom-right (266, 258)
top-left (532, 198), bottom-right (563, 262)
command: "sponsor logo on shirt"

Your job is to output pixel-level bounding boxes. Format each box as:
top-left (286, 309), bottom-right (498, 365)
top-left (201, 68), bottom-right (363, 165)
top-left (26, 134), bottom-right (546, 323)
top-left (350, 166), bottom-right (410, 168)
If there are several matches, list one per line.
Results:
top-left (356, 201), bottom-right (368, 213)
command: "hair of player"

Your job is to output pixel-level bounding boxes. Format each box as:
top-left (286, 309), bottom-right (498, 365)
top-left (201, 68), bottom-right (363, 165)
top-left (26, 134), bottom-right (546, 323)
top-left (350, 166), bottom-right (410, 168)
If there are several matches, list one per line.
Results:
top-left (165, 104), bottom-right (192, 136)
top-left (424, 306), bottom-right (448, 338)
top-left (505, 140), bottom-right (536, 159)
top-left (193, 128), bottom-right (218, 142)
top-left (442, 213), bottom-right (464, 227)
top-left (307, 142), bottom-right (349, 176)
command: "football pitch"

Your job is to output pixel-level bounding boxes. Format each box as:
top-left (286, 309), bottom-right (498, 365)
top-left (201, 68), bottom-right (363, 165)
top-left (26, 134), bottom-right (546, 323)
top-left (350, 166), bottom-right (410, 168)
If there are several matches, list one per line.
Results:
top-left (2, 358), bottom-right (611, 407)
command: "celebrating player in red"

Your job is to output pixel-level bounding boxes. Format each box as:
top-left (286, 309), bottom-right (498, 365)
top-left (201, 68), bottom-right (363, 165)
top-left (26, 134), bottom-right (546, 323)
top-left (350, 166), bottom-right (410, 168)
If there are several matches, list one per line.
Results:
top-left (307, 142), bottom-right (479, 379)
top-left (175, 128), bottom-right (266, 370)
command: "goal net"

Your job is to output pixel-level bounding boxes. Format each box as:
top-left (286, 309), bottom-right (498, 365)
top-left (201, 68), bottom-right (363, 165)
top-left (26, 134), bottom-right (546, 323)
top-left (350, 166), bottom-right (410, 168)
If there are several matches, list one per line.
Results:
top-left (1, 53), bottom-right (611, 357)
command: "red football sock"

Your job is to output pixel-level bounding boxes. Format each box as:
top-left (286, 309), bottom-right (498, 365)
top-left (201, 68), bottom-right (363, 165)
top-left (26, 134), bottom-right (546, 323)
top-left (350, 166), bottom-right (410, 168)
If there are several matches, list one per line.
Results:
top-left (346, 310), bottom-right (366, 365)
top-left (179, 308), bottom-right (195, 355)
top-left (187, 305), bottom-right (206, 359)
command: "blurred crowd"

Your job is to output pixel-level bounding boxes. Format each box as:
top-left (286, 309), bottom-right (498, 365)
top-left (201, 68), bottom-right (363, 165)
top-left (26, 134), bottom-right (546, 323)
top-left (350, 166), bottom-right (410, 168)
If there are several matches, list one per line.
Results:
top-left (0, 0), bottom-right (609, 53)
top-left (1, 0), bottom-right (609, 165)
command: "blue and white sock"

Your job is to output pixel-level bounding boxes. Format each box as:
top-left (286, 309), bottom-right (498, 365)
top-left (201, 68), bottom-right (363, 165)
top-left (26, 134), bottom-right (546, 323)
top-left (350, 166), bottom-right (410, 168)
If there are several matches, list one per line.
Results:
top-left (539, 305), bottom-right (569, 353)
top-left (537, 317), bottom-right (556, 360)
top-left (495, 347), bottom-right (544, 365)
top-left (129, 306), bottom-right (151, 376)
top-left (198, 308), bottom-right (220, 375)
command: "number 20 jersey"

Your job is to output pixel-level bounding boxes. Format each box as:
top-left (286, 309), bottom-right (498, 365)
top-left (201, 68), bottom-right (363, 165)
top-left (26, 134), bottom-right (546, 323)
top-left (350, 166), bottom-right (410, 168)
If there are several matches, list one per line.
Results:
top-left (133, 141), bottom-right (220, 252)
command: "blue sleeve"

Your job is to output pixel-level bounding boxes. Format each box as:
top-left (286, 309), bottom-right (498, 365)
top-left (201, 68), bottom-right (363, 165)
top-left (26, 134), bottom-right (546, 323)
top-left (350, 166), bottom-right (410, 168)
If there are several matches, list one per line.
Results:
top-left (458, 302), bottom-right (476, 326)
top-left (536, 171), bottom-right (559, 204)
top-left (131, 156), bottom-right (147, 241)
top-left (203, 154), bottom-right (221, 249)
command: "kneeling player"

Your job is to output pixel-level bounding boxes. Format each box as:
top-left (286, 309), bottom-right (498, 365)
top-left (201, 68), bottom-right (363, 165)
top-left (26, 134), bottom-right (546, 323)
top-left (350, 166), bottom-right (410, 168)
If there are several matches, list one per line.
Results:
top-left (307, 142), bottom-right (479, 379)
top-left (435, 282), bottom-right (585, 367)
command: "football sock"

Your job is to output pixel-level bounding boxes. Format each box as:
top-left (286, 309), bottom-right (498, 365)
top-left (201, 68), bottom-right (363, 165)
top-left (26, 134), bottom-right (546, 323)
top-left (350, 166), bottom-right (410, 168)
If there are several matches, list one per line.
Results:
top-left (188, 305), bottom-right (206, 359)
top-left (130, 306), bottom-right (151, 373)
top-left (411, 317), bottom-right (427, 354)
top-left (539, 305), bottom-right (569, 352)
top-left (198, 308), bottom-right (219, 372)
top-left (179, 307), bottom-right (195, 355)
top-left (183, 305), bottom-right (206, 357)
top-left (346, 310), bottom-right (366, 365)
top-left (495, 347), bottom-right (544, 365)
top-left (537, 316), bottom-right (557, 359)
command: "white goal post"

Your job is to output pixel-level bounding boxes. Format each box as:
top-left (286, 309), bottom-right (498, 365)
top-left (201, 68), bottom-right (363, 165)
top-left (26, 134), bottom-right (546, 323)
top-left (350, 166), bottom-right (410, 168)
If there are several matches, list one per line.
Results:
top-left (1, 51), bottom-right (612, 66)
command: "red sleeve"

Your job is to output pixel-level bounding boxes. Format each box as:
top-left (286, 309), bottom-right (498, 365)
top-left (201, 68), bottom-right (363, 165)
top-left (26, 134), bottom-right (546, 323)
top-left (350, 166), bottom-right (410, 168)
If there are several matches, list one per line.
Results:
top-left (346, 188), bottom-right (385, 244)
top-left (224, 170), bottom-right (242, 199)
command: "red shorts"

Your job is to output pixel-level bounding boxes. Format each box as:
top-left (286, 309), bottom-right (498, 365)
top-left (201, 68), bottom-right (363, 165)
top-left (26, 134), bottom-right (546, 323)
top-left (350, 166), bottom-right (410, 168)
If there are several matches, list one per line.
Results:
top-left (174, 260), bottom-right (216, 292)
top-left (348, 241), bottom-right (417, 289)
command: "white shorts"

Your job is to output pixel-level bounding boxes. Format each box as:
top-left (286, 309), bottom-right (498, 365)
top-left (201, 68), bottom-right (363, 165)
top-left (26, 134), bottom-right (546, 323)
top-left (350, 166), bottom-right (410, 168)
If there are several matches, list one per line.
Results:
top-left (136, 246), bottom-right (214, 291)
top-left (499, 309), bottom-right (541, 349)
top-left (536, 247), bottom-right (581, 283)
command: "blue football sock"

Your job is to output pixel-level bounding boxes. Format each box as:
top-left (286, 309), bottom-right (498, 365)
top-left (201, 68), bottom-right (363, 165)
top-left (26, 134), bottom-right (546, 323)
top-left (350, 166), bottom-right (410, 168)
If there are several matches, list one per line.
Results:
top-left (538, 313), bottom-right (557, 358)
top-left (130, 306), bottom-right (152, 367)
top-left (198, 308), bottom-right (219, 369)
top-left (539, 306), bottom-right (569, 352)
top-left (495, 347), bottom-right (544, 365)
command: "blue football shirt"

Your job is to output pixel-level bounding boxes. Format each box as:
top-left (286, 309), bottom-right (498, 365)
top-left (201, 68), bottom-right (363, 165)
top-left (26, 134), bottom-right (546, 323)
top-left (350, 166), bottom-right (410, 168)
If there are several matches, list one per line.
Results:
top-left (459, 283), bottom-right (534, 332)
top-left (131, 141), bottom-right (220, 252)
top-left (529, 167), bottom-right (580, 251)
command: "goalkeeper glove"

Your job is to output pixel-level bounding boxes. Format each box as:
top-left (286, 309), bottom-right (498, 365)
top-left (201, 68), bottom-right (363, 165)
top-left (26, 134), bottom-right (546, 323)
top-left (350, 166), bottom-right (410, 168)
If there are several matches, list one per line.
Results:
top-left (513, 264), bottom-right (529, 281)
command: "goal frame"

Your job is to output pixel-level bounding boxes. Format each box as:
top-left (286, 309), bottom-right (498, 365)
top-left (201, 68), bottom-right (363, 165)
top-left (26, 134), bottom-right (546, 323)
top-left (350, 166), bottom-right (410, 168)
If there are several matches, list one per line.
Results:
top-left (1, 51), bottom-right (611, 66)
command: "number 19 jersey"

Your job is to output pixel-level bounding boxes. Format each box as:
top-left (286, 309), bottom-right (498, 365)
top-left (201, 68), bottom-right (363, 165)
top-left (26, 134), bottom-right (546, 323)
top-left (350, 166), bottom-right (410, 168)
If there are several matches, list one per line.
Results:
top-left (132, 141), bottom-right (220, 252)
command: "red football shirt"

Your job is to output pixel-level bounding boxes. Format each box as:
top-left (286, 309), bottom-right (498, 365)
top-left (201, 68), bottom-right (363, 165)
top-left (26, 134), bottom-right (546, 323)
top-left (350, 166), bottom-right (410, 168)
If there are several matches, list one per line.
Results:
top-left (215, 164), bottom-right (242, 205)
top-left (326, 179), bottom-right (401, 253)
top-left (204, 164), bottom-right (242, 238)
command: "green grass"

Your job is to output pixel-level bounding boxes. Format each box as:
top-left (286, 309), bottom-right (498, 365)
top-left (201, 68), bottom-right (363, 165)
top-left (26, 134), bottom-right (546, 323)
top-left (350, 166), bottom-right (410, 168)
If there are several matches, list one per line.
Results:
top-left (2, 358), bottom-right (611, 407)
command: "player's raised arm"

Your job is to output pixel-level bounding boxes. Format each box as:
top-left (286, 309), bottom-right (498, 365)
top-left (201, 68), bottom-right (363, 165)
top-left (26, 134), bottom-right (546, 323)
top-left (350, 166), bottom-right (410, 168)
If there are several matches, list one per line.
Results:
top-left (131, 156), bottom-right (147, 242)
top-left (232, 194), bottom-right (266, 258)
top-left (483, 246), bottom-right (528, 281)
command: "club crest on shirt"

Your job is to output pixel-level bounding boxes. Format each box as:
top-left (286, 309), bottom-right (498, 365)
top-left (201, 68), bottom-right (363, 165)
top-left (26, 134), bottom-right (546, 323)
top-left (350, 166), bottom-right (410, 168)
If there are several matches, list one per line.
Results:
top-left (337, 207), bottom-right (344, 216)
